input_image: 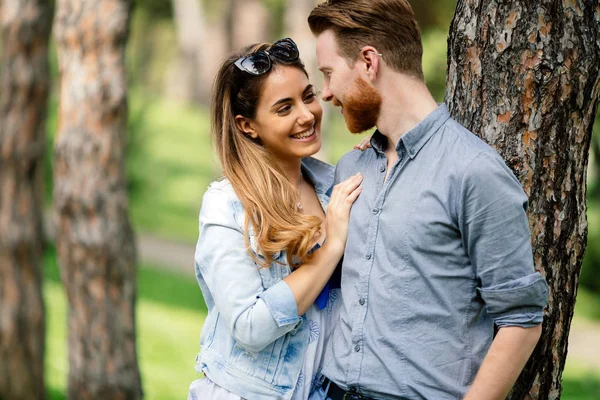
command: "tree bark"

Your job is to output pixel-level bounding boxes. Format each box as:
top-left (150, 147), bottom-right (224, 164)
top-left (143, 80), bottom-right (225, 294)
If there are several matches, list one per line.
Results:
top-left (0, 0), bottom-right (51, 398)
top-left (446, 1), bottom-right (600, 398)
top-left (53, 0), bottom-right (142, 398)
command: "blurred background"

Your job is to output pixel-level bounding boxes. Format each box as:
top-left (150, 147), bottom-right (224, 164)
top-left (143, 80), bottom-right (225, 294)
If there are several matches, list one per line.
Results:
top-left (5, 0), bottom-right (597, 398)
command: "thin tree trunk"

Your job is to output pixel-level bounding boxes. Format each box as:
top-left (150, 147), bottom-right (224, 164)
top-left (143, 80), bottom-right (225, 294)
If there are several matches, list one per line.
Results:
top-left (446, 1), bottom-right (600, 398)
top-left (0, 0), bottom-right (51, 398)
top-left (231, 0), bottom-right (269, 49)
top-left (166, 0), bottom-right (207, 104)
top-left (53, 0), bottom-right (142, 398)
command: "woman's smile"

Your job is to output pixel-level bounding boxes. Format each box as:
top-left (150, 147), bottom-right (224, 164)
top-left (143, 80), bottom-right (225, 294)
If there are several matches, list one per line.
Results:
top-left (290, 125), bottom-right (317, 141)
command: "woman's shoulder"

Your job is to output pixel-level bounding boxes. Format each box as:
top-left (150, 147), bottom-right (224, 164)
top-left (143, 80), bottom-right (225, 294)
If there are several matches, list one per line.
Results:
top-left (201, 178), bottom-right (242, 213)
top-left (200, 178), bottom-right (244, 229)
top-left (204, 177), bottom-right (239, 201)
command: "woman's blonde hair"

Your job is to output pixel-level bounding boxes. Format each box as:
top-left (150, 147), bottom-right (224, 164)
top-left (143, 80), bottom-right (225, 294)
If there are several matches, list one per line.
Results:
top-left (211, 43), bottom-right (322, 268)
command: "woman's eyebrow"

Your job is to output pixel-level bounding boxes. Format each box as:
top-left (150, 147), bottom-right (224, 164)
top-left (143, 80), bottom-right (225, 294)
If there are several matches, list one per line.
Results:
top-left (270, 85), bottom-right (314, 108)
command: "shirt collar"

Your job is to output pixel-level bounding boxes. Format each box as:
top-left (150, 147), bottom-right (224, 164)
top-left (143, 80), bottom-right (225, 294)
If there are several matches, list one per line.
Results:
top-left (369, 103), bottom-right (451, 158)
top-left (301, 157), bottom-right (334, 196)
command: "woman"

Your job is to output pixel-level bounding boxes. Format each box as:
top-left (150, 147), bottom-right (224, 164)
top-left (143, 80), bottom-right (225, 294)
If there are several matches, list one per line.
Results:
top-left (188, 38), bottom-right (363, 400)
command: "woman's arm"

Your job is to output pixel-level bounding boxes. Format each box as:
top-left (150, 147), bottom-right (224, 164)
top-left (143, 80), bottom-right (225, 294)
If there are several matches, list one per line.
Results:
top-left (284, 173), bottom-right (362, 314)
top-left (196, 174), bottom-right (361, 351)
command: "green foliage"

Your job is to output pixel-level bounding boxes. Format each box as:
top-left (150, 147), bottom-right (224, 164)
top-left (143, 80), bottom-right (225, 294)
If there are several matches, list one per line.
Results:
top-left (574, 286), bottom-right (600, 322)
top-left (580, 114), bottom-right (600, 294)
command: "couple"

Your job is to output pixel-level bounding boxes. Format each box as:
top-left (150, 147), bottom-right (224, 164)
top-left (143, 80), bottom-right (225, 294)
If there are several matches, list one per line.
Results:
top-left (190, 1), bottom-right (549, 399)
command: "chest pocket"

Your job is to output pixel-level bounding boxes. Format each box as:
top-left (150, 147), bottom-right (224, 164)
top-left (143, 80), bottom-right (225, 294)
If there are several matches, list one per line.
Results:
top-left (248, 234), bottom-right (290, 289)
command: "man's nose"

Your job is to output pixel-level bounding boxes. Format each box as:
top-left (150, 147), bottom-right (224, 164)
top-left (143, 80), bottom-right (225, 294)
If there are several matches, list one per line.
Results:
top-left (321, 83), bottom-right (333, 102)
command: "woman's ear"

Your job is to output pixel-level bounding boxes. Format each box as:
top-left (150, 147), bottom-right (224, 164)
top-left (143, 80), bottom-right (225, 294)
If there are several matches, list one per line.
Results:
top-left (235, 115), bottom-right (259, 139)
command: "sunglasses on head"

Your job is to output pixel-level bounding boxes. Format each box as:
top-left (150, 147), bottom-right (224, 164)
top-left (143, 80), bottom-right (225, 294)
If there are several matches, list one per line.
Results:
top-left (234, 38), bottom-right (300, 76)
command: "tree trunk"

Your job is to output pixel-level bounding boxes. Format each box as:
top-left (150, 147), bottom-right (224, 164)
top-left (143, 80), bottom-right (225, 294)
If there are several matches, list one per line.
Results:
top-left (0, 0), bottom-right (51, 398)
top-left (446, 1), bottom-right (600, 398)
top-left (166, 0), bottom-right (208, 104)
top-left (53, 1), bottom-right (142, 398)
top-left (231, 0), bottom-right (269, 49)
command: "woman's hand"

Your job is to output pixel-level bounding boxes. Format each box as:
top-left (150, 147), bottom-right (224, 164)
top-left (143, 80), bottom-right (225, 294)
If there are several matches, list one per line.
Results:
top-left (325, 173), bottom-right (363, 253)
top-left (354, 136), bottom-right (372, 151)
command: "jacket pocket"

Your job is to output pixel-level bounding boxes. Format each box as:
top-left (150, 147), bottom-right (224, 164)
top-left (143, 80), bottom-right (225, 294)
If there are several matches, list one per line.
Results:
top-left (200, 312), bottom-right (220, 350)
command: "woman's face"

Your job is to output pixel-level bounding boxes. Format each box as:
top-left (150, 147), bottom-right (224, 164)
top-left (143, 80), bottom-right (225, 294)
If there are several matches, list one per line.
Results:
top-left (241, 66), bottom-right (323, 162)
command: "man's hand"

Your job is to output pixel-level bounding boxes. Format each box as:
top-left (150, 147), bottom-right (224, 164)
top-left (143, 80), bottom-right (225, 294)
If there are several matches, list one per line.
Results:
top-left (463, 325), bottom-right (542, 400)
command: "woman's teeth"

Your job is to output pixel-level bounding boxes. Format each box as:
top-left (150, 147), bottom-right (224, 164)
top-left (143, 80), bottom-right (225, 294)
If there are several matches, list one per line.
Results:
top-left (292, 128), bottom-right (314, 139)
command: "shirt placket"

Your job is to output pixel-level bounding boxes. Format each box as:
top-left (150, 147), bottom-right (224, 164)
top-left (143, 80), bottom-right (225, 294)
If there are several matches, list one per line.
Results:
top-left (346, 146), bottom-right (409, 391)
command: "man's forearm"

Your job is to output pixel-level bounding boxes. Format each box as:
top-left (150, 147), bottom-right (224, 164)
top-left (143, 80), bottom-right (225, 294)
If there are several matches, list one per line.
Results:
top-left (463, 325), bottom-right (542, 400)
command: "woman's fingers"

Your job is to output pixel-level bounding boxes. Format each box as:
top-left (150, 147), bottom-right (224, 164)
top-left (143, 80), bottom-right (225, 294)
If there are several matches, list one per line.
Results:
top-left (353, 136), bottom-right (372, 151)
top-left (329, 173), bottom-right (362, 211)
top-left (345, 185), bottom-right (362, 204)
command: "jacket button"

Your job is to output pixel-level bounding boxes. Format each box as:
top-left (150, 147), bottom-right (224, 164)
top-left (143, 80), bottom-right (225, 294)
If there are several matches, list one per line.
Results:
top-left (365, 254), bottom-right (372, 260)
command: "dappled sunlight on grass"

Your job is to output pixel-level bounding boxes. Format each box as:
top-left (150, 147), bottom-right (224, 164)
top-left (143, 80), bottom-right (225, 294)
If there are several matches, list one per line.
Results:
top-left (127, 93), bottom-right (220, 242)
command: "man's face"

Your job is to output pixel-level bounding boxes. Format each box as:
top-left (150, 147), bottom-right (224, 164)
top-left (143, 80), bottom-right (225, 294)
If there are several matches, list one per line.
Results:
top-left (316, 30), bottom-right (381, 134)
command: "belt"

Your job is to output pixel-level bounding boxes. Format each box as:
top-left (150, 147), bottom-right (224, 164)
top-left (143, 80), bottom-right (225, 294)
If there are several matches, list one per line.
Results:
top-left (321, 378), bottom-right (374, 400)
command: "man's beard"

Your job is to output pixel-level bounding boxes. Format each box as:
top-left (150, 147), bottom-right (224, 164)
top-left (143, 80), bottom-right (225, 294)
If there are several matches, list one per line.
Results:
top-left (333, 76), bottom-right (382, 134)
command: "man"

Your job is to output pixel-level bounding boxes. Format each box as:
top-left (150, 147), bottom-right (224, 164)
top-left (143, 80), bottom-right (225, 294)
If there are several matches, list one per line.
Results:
top-left (307, 1), bottom-right (549, 399)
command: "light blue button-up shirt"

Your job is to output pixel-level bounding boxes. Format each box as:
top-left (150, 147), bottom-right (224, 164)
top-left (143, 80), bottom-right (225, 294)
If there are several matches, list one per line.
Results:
top-left (322, 104), bottom-right (548, 399)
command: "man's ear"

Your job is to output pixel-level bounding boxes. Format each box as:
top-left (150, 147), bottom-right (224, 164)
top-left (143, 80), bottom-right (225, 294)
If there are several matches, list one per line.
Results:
top-left (359, 46), bottom-right (381, 82)
top-left (235, 115), bottom-right (259, 139)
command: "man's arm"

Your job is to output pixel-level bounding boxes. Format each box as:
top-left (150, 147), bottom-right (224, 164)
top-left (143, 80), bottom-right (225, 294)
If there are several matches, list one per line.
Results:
top-left (458, 151), bottom-right (549, 398)
top-left (463, 325), bottom-right (542, 400)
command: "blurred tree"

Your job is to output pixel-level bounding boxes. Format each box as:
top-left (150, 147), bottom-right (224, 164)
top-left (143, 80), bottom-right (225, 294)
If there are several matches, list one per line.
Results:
top-left (232, 0), bottom-right (269, 48)
top-left (166, 0), bottom-right (208, 103)
top-left (0, 0), bottom-right (52, 398)
top-left (53, 0), bottom-right (142, 398)
top-left (446, 1), bottom-right (599, 399)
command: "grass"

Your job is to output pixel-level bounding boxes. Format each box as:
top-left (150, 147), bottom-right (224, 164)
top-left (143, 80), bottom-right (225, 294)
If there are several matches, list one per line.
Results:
top-left (43, 246), bottom-right (206, 400)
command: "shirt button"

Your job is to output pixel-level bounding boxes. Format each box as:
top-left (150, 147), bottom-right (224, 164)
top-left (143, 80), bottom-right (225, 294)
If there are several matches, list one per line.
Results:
top-left (355, 345), bottom-right (361, 352)
top-left (372, 208), bottom-right (379, 215)
top-left (379, 165), bottom-right (385, 173)
top-left (365, 253), bottom-right (372, 260)
top-left (359, 298), bottom-right (365, 306)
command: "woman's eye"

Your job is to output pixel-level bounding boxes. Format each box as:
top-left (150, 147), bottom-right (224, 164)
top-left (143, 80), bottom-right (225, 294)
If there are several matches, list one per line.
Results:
top-left (304, 92), bottom-right (316, 102)
top-left (276, 105), bottom-right (291, 114)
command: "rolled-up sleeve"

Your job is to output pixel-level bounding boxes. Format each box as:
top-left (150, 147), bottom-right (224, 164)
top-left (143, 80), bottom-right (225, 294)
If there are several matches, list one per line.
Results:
top-left (459, 152), bottom-right (549, 328)
top-left (195, 187), bottom-right (301, 352)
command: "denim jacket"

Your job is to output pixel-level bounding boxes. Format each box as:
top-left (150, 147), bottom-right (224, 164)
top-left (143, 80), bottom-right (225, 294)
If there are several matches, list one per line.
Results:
top-left (194, 157), bottom-right (334, 400)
